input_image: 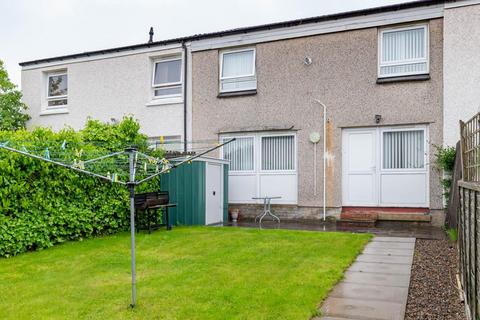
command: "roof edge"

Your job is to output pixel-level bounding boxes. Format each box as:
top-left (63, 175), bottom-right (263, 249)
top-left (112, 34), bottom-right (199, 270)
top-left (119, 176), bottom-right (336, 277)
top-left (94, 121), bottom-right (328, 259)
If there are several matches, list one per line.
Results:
top-left (19, 0), bottom-right (450, 67)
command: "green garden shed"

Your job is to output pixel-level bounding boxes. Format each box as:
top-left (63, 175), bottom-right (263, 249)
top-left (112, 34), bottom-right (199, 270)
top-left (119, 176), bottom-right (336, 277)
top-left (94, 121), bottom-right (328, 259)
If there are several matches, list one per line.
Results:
top-left (160, 157), bottom-right (229, 225)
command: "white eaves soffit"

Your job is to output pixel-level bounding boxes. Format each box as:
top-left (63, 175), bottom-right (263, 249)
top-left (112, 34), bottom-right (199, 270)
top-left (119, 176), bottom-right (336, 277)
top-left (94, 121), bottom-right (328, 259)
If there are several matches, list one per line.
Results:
top-left (191, 4), bottom-right (444, 52)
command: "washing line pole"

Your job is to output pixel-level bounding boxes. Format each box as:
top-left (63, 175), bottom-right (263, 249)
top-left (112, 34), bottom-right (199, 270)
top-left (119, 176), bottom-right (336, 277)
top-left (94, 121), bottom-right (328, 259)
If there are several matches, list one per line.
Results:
top-left (314, 99), bottom-right (327, 221)
top-left (0, 138), bottom-right (236, 308)
top-left (126, 147), bottom-right (137, 307)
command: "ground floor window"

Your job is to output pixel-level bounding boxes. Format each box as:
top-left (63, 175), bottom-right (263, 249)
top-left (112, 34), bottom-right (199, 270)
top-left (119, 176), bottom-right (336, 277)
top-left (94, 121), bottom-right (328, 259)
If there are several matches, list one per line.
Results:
top-left (148, 135), bottom-right (183, 151)
top-left (221, 132), bottom-right (297, 204)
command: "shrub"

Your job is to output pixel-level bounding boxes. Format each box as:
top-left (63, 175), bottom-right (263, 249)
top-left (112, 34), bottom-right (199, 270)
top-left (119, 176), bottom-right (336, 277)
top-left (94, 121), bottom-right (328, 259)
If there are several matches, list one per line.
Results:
top-left (0, 116), bottom-right (162, 257)
top-left (434, 145), bottom-right (457, 207)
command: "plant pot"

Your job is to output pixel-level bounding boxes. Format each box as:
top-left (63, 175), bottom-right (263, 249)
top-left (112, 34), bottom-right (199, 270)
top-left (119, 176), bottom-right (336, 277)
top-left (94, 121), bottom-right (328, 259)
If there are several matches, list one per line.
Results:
top-left (230, 209), bottom-right (239, 222)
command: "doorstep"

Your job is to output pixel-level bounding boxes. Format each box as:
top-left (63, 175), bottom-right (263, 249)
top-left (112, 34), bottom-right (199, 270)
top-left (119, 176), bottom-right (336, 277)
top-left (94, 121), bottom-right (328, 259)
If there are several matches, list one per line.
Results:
top-left (340, 207), bottom-right (431, 224)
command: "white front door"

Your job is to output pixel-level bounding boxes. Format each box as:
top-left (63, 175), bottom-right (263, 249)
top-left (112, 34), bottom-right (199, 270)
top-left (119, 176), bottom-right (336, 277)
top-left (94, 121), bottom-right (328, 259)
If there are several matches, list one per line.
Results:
top-left (205, 163), bottom-right (223, 225)
top-left (342, 129), bottom-right (377, 206)
top-left (342, 126), bottom-right (428, 207)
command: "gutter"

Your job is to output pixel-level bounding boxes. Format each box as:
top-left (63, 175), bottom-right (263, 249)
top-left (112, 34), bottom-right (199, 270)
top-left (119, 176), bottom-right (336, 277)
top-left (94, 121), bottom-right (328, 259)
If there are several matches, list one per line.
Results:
top-left (19, 0), bottom-right (449, 67)
top-left (182, 41), bottom-right (188, 152)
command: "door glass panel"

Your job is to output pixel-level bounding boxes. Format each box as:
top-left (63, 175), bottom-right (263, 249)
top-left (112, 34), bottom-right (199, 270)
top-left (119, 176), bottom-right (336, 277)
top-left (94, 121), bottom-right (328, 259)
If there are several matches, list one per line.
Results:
top-left (383, 130), bottom-right (424, 169)
top-left (348, 132), bottom-right (374, 171)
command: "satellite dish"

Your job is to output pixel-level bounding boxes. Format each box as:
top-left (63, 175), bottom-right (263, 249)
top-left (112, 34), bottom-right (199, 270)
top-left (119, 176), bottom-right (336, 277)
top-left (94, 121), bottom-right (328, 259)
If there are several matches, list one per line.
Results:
top-left (309, 132), bottom-right (321, 144)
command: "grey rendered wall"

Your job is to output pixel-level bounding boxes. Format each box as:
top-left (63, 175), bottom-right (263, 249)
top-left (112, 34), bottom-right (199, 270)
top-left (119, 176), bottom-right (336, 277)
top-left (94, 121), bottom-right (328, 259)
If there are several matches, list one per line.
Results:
top-left (191, 19), bottom-right (444, 210)
top-left (444, 3), bottom-right (480, 146)
top-left (21, 48), bottom-right (184, 138)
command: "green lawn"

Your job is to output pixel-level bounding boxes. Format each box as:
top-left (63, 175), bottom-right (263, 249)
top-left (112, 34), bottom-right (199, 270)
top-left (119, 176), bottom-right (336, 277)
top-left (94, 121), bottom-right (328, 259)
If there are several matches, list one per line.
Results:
top-left (0, 227), bottom-right (371, 319)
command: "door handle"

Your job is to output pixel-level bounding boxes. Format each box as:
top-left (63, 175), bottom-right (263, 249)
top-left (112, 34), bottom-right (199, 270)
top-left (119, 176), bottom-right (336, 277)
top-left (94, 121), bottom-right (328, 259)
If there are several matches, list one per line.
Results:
top-left (213, 191), bottom-right (216, 196)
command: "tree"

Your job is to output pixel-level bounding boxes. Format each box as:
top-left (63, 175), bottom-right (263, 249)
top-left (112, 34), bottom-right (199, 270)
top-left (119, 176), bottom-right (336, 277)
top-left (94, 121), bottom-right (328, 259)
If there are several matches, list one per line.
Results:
top-left (0, 59), bottom-right (30, 131)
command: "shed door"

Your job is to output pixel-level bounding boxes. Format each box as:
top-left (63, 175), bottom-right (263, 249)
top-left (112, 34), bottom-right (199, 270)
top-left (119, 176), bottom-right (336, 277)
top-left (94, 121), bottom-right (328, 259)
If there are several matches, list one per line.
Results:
top-left (206, 163), bottom-right (223, 225)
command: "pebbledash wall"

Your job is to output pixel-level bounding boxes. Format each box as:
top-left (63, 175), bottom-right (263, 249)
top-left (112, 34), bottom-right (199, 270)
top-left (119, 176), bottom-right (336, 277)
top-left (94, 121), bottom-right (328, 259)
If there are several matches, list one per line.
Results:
top-left (443, 1), bottom-right (480, 146)
top-left (191, 19), bottom-right (444, 222)
top-left (21, 45), bottom-right (187, 139)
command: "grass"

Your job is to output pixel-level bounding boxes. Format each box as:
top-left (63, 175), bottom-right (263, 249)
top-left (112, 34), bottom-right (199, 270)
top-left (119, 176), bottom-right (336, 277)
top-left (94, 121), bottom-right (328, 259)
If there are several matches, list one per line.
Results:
top-left (446, 228), bottom-right (458, 242)
top-left (0, 227), bottom-right (371, 319)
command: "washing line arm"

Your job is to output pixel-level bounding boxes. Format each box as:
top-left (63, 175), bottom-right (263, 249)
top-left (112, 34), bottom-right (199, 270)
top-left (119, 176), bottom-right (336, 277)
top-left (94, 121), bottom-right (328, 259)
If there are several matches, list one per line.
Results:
top-left (135, 138), bottom-right (236, 185)
top-left (0, 144), bottom-right (126, 185)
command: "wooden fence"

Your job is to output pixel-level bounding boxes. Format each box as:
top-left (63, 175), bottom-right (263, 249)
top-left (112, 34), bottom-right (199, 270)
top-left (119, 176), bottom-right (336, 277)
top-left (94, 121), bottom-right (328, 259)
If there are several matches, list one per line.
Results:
top-left (458, 181), bottom-right (479, 320)
top-left (458, 112), bottom-right (480, 319)
top-left (460, 114), bottom-right (480, 182)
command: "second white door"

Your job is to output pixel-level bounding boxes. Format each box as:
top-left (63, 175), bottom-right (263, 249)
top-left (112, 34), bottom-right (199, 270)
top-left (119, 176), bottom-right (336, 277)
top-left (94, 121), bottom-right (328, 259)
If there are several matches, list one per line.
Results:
top-left (342, 126), bottom-right (428, 207)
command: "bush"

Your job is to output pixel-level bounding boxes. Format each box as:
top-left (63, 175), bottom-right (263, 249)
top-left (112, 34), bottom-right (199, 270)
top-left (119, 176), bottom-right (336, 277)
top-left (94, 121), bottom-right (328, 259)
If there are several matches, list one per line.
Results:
top-left (435, 145), bottom-right (456, 172)
top-left (434, 145), bottom-right (457, 207)
top-left (0, 116), bottom-right (162, 257)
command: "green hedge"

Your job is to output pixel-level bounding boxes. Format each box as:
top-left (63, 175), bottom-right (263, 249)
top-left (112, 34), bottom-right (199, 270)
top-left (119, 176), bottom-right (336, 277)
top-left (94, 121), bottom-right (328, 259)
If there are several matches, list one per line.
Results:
top-left (0, 117), bottom-right (161, 257)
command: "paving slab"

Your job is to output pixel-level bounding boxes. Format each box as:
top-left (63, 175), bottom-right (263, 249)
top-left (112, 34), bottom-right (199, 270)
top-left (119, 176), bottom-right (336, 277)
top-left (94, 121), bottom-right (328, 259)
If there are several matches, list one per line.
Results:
top-left (343, 270), bottom-right (411, 287)
top-left (356, 253), bottom-right (413, 264)
top-left (373, 237), bottom-right (416, 243)
top-left (329, 282), bottom-right (408, 303)
top-left (362, 247), bottom-right (414, 256)
top-left (320, 297), bottom-right (405, 320)
top-left (317, 317), bottom-right (361, 320)
top-left (365, 241), bottom-right (415, 250)
top-left (319, 236), bottom-right (415, 319)
top-left (348, 261), bottom-right (412, 275)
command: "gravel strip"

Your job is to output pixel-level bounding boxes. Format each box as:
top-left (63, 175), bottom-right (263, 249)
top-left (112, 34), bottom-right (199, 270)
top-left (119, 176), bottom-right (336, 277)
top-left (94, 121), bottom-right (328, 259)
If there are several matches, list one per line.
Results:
top-left (405, 239), bottom-right (466, 320)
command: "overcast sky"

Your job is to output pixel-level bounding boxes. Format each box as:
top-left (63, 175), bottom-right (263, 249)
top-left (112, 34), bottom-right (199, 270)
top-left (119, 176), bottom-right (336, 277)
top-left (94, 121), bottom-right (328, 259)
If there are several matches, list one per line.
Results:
top-left (0, 0), bottom-right (409, 88)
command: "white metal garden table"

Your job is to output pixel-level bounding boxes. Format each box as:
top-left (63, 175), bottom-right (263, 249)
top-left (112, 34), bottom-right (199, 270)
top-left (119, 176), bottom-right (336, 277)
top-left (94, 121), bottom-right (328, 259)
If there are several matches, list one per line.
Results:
top-left (252, 196), bottom-right (281, 223)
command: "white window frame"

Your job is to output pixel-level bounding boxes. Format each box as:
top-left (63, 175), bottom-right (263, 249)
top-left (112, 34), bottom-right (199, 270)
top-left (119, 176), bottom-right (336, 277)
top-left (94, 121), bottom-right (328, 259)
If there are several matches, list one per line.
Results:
top-left (220, 132), bottom-right (297, 174)
top-left (380, 126), bottom-right (428, 172)
top-left (259, 132), bottom-right (297, 174)
top-left (219, 47), bottom-right (256, 93)
top-left (151, 56), bottom-right (183, 99)
top-left (378, 24), bottom-right (429, 78)
top-left (46, 71), bottom-right (68, 109)
top-left (220, 135), bottom-right (256, 174)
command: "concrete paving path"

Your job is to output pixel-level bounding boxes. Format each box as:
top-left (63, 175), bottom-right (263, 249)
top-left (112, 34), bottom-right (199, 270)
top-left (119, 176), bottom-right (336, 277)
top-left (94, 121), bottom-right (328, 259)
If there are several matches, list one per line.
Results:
top-left (317, 236), bottom-right (415, 320)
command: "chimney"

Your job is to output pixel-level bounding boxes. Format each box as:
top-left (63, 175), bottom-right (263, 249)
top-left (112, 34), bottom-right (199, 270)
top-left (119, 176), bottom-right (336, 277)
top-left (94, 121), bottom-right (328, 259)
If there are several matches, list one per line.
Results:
top-left (148, 27), bottom-right (154, 43)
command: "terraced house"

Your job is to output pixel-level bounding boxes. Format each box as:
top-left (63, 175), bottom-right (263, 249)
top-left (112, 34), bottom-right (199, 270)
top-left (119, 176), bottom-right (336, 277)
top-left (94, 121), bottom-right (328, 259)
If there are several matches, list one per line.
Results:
top-left (20, 0), bottom-right (480, 225)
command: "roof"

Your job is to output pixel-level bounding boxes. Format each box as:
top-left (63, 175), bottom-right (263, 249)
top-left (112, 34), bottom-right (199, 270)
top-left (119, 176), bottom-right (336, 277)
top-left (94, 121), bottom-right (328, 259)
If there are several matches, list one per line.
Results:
top-left (19, 0), bottom-right (449, 67)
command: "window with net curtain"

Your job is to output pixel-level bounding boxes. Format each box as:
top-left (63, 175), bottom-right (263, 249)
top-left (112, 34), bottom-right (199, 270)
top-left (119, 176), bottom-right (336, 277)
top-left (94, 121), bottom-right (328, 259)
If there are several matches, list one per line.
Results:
top-left (383, 130), bottom-right (425, 169)
top-left (153, 57), bottom-right (182, 97)
top-left (379, 25), bottom-right (428, 78)
top-left (220, 48), bottom-right (256, 93)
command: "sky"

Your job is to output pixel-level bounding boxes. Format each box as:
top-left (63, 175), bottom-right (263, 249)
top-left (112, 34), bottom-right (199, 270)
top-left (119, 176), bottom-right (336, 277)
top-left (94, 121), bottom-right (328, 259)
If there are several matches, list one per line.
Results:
top-left (0, 0), bottom-right (410, 88)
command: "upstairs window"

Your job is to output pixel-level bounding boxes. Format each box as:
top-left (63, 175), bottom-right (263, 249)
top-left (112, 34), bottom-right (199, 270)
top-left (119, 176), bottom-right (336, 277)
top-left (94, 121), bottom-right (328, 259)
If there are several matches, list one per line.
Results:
top-left (152, 57), bottom-right (182, 98)
top-left (47, 72), bottom-right (68, 107)
top-left (379, 25), bottom-right (428, 78)
top-left (220, 48), bottom-right (256, 93)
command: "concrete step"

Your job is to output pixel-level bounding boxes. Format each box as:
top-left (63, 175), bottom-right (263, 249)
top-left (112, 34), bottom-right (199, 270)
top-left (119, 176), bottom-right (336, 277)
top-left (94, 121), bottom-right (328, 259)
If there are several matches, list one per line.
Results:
top-left (377, 212), bottom-right (431, 222)
top-left (341, 207), bottom-right (431, 223)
